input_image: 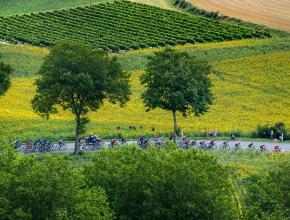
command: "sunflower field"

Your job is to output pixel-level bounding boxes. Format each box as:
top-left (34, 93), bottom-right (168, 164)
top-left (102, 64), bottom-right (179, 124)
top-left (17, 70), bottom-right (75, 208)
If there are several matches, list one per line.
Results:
top-left (0, 38), bottom-right (289, 141)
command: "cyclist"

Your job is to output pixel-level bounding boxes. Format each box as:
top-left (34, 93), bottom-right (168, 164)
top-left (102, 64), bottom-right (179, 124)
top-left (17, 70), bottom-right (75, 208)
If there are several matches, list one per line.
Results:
top-left (58, 138), bottom-right (65, 145)
top-left (273, 145), bottom-right (281, 152)
top-left (110, 137), bottom-right (118, 147)
top-left (259, 144), bottom-right (267, 152)
top-left (230, 133), bottom-right (236, 140)
top-left (248, 143), bottom-right (255, 150)
top-left (119, 135), bottom-right (126, 145)
top-left (234, 141), bottom-right (241, 150)
top-left (169, 134), bottom-right (175, 142)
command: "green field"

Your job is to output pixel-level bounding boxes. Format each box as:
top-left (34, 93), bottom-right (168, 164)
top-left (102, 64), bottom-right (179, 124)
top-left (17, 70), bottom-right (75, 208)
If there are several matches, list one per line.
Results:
top-left (0, 1), bottom-right (270, 51)
top-left (0, 37), bottom-right (289, 141)
top-left (0, 0), bottom-right (111, 16)
top-left (0, 0), bottom-right (177, 16)
top-left (0, 0), bottom-right (289, 142)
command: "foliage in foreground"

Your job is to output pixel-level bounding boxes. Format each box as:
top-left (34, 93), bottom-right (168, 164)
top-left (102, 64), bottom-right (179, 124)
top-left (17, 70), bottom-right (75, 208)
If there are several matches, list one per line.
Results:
top-left (0, 147), bottom-right (113, 219)
top-left (84, 145), bottom-right (240, 219)
top-left (0, 144), bottom-right (289, 219)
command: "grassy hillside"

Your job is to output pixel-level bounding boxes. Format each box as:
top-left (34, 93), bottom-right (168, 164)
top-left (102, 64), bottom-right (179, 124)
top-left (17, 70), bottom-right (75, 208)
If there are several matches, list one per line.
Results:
top-left (0, 38), bottom-right (289, 141)
top-left (0, 0), bottom-right (176, 16)
top-left (0, 0), bottom-right (111, 16)
top-left (0, 1), bottom-right (270, 51)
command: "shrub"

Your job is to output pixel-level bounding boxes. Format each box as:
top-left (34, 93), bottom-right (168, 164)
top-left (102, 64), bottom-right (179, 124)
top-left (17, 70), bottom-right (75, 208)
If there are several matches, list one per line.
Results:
top-left (84, 145), bottom-right (240, 220)
top-left (255, 122), bottom-right (288, 140)
top-left (0, 151), bottom-right (113, 219)
top-left (242, 160), bottom-right (290, 219)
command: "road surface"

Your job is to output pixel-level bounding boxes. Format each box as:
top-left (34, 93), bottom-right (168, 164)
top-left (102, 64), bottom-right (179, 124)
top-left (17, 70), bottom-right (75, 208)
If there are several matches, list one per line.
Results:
top-left (31, 140), bottom-right (290, 154)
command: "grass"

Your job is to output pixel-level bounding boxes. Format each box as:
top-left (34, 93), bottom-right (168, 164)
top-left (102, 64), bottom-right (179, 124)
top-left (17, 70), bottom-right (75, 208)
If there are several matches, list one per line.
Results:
top-left (0, 0), bottom-right (176, 16)
top-left (0, 0), bottom-right (111, 16)
top-left (0, 38), bottom-right (289, 142)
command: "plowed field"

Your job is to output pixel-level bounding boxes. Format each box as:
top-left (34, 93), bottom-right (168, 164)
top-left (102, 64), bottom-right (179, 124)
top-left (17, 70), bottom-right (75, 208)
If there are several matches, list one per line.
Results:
top-left (187, 0), bottom-right (290, 31)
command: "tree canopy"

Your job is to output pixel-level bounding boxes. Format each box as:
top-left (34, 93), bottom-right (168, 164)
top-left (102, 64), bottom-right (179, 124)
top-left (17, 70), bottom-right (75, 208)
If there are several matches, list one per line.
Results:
top-left (0, 148), bottom-right (113, 219)
top-left (84, 145), bottom-right (240, 219)
top-left (0, 58), bottom-right (12, 98)
top-left (140, 48), bottom-right (213, 137)
top-left (32, 41), bottom-right (131, 153)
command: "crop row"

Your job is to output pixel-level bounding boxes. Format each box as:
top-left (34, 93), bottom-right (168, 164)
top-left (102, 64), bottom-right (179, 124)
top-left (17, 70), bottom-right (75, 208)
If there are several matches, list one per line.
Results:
top-left (0, 0), bottom-right (271, 51)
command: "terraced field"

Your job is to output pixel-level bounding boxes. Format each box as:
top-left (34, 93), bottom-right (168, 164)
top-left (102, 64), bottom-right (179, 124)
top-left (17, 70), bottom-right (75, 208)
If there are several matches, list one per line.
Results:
top-left (0, 1), bottom-right (270, 51)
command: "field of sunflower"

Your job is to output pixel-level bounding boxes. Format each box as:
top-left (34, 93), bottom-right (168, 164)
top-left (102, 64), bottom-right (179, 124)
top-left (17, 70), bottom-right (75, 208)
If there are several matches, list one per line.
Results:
top-left (0, 38), bottom-right (289, 141)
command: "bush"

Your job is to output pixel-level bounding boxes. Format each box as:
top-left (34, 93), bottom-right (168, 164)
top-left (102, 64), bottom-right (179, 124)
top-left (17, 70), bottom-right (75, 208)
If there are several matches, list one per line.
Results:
top-left (84, 145), bottom-right (240, 220)
top-left (255, 122), bottom-right (288, 140)
top-left (0, 150), bottom-right (113, 219)
top-left (242, 160), bottom-right (290, 219)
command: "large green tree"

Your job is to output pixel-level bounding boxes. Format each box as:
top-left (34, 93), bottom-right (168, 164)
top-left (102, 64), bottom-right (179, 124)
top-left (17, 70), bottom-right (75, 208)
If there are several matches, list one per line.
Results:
top-left (0, 150), bottom-right (113, 219)
top-left (0, 57), bottom-right (12, 98)
top-left (140, 48), bottom-right (213, 138)
top-left (84, 145), bottom-right (240, 219)
top-left (32, 41), bottom-right (131, 154)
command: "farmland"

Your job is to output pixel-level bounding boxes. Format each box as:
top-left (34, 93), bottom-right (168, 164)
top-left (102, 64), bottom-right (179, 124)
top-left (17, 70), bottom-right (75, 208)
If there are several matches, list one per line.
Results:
top-left (0, 38), bottom-right (289, 142)
top-left (0, 0), bottom-right (111, 16)
top-left (186, 0), bottom-right (290, 32)
top-left (0, 1), bottom-right (270, 51)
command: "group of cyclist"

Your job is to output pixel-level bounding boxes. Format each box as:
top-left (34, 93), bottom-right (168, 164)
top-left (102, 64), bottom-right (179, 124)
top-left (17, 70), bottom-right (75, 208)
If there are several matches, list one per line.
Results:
top-left (14, 133), bottom-right (283, 153)
top-left (13, 138), bottom-right (67, 153)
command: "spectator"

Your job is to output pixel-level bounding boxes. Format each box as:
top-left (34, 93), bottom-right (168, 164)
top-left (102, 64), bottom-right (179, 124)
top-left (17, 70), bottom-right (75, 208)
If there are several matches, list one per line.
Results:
top-left (213, 129), bottom-right (217, 140)
top-left (270, 130), bottom-right (274, 139)
top-left (280, 132), bottom-right (284, 142)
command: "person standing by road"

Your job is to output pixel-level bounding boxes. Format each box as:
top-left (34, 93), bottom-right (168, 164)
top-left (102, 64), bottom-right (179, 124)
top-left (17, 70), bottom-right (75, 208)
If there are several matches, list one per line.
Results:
top-left (213, 129), bottom-right (217, 141)
top-left (270, 130), bottom-right (274, 139)
top-left (209, 130), bottom-right (213, 140)
top-left (280, 132), bottom-right (284, 142)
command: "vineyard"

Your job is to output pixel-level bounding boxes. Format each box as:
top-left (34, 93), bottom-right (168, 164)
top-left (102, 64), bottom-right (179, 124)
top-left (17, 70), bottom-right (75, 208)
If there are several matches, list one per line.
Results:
top-left (0, 1), bottom-right (270, 51)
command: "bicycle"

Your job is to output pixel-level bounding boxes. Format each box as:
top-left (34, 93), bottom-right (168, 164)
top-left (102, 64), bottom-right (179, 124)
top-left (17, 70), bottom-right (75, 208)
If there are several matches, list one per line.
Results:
top-left (219, 140), bottom-right (230, 150)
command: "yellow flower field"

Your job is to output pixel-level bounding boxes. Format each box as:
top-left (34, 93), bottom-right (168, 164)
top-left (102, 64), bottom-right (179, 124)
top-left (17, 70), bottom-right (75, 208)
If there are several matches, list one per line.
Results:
top-left (0, 49), bottom-right (289, 141)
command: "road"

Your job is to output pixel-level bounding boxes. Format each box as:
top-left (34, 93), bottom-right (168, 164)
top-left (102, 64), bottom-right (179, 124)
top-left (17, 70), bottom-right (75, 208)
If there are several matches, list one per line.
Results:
top-left (47, 140), bottom-right (290, 153)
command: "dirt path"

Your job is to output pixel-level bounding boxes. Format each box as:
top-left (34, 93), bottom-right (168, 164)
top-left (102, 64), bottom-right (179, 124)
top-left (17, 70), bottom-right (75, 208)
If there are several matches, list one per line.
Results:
top-left (187, 0), bottom-right (290, 31)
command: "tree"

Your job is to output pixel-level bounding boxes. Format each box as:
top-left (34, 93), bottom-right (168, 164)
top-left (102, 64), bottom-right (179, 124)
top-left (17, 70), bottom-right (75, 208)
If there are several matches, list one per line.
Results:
top-left (32, 41), bottom-right (131, 154)
top-left (84, 145), bottom-right (240, 219)
top-left (140, 48), bottom-right (213, 139)
top-left (0, 58), bottom-right (12, 98)
top-left (0, 153), bottom-right (114, 219)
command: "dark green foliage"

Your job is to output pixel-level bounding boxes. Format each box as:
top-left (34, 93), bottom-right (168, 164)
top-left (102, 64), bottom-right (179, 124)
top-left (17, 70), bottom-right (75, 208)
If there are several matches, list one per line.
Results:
top-left (84, 145), bottom-right (240, 220)
top-left (0, 1), bottom-right (270, 51)
top-left (32, 41), bottom-right (131, 153)
top-left (0, 146), bottom-right (113, 219)
top-left (255, 122), bottom-right (288, 140)
top-left (140, 48), bottom-right (213, 136)
top-left (242, 160), bottom-right (290, 219)
top-left (0, 60), bottom-right (12, 97)
top-left (175, 0), bottom-right (220, 20)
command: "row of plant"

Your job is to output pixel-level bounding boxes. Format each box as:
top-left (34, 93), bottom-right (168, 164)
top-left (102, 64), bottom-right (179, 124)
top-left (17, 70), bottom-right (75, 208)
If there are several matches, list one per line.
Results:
top-left (0, 1), bottom-right (270, 51)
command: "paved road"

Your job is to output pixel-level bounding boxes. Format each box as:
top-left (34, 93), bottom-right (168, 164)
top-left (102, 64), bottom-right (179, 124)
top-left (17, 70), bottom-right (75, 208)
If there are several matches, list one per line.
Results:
top-left (50, 140), bottom-right (290, 153)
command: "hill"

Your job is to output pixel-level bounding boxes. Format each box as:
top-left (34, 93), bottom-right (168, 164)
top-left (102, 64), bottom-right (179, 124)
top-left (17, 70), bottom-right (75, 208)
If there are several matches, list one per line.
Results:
top-left (186, 0), bottom-right (290, 32)
top-left (0, 0), bottom-right (110, 16)
top-left (0, 0), bottom-right (176, 16)
top-left (0, 1), bottom-right (270, 51)
top-left (0, 37), bottom-right (289, 141)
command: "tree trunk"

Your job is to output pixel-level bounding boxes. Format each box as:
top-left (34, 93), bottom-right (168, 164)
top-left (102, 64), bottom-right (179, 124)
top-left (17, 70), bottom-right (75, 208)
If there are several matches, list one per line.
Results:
top-left (74, 113), bottom-right (81, 155)
top-left (173, 111), bottom-right (178, 141)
